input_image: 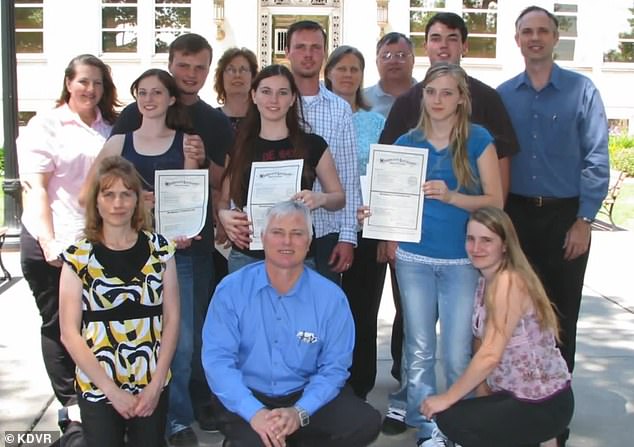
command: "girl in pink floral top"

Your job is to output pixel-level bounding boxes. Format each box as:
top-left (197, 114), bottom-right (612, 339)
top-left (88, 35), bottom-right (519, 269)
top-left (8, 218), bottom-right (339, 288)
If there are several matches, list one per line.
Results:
top-left (421, 206), bottom-right (573, 447)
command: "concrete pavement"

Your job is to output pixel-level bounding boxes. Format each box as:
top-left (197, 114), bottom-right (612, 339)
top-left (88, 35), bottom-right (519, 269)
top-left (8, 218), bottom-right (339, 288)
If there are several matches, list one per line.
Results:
top-left (1, 227), bottom-right (632, 446)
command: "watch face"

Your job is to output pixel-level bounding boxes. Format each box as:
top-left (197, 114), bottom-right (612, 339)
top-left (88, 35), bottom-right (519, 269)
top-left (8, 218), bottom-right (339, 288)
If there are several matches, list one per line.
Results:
top-left (295, 407), bottom-right (309, 427)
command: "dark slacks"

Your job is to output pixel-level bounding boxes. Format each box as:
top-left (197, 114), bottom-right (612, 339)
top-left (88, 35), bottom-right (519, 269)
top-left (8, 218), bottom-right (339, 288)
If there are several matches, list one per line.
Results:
top-left (506, 195), bottom-right (589, 373)
top-left (211, 386), bottom-right (381, 447)
top-left (313, 232), bottom-right (342, 285)
top-left (388, 264), bottom-right (403, 380)
top-left (77, 388), bottom-right (169, 447)
top-left (190, 253), bottom-right (216, 415)
top-left (20, 227), bottom-right (76, 406)
top-left (436, 387), bottom-right (574, 447)
top-left (341, 235), bottom-right (387, 399)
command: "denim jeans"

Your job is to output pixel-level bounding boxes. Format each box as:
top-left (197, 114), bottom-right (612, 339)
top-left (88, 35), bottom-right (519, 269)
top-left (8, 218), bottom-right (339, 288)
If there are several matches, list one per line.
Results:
top-left (228, 249), bottom-right (260, 274)
top-left (392, 249), bottom-right (479, 439)
top-left (313, 232), bottom-right (342, 285)
top-left (167, 252), bottom-right (214, 436)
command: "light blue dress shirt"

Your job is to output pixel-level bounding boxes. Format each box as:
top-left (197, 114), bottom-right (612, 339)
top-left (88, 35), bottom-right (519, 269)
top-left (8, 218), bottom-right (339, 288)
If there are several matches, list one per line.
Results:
top-left (202, 262), bottom-right (355, 422)
top-left (497, 64), bottom-right (609, 219)
top-left (362, 78), bottom-right (417, 118)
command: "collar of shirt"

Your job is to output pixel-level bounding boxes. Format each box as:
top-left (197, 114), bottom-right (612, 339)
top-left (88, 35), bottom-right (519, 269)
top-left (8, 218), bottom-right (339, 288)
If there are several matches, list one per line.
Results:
top-left (57, 102), bottom-right (109, 135)
top-left (371, 78), bottom-right (417, 97)
top-left (58, 102), bottom-right (103, 126)
top-left (251, 263), bottom-right (308, 299)
top-left (515, 63), bottom-right (563, 92)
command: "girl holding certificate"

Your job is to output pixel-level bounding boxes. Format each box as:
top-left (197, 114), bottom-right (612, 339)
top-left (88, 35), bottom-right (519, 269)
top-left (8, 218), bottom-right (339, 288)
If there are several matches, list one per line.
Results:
top-left (386, 63), bottom-right (503, 446)
top-left (219, 64), bottom-right (344, 272)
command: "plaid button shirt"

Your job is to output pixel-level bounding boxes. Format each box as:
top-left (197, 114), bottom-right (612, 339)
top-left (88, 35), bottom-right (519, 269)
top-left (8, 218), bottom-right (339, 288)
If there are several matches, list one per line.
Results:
top-left (301, 84), bottom-right (361, 245)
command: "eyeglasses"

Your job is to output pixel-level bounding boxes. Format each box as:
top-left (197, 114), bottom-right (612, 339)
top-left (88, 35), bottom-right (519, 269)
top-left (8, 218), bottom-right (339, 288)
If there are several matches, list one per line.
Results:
top-left (379, 51), bottom-right (412, 62)
top-left (224, 66), bottom-right (250, 76)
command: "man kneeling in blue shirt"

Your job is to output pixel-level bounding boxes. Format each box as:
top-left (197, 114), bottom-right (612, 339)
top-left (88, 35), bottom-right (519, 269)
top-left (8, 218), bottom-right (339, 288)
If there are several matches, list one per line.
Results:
top-left (202, 200), bottom-right (381, 447)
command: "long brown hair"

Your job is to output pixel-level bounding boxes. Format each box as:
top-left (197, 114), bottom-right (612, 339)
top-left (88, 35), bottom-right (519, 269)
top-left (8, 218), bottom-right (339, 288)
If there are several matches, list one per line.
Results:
top-left (224, 64), bottom-right (311, 208)
top-left (130, 68), bottom-right (192, 132)
top-left (84, 156), bottom-right (152, 243)
top-left (469, 206), bottom-right (560, 338)
top-left (57, 54), bottom-right (121, 124)
top-left (418, 62), bottom-right (476, 191)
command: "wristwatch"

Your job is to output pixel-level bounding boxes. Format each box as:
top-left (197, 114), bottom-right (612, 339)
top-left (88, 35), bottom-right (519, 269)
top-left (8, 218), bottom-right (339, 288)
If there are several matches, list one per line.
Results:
top-left (580, 216), bottom-right (594, 224)
top-left (294, 405), bottom-right (310, 427)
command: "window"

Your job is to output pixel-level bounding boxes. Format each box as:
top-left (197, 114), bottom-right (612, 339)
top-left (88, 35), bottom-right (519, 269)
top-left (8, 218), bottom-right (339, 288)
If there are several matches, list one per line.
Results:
top-left (101, 1), bottom-right (191, 54)
top-left (462, 0), bottom-right (498, 58)
top-left (102, 0), bottom-right (138, 53)
top-left (553, 3), bottom-right (577, 61)
top-left (409, 0), bottom-right (499, 59)
top-left (15, 0), bottom-right (44, 53)
top-left (410, 0), bottom-right (447, 58)
top-left (155, 0), bottom-right (191, 53)
top-left (604, 2), bottom-right (634, 62)
top-left (274, 28), bottom-right (288, 55)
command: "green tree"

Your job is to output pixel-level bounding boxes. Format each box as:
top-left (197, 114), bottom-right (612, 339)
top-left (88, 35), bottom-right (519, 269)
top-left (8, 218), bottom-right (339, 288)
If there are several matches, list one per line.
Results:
top-left (604, 6), bottom-right (634, 62)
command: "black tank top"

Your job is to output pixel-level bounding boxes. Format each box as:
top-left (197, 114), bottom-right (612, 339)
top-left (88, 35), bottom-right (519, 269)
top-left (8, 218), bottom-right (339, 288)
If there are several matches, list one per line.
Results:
top-left (121, 131), bottom-right (185, 190)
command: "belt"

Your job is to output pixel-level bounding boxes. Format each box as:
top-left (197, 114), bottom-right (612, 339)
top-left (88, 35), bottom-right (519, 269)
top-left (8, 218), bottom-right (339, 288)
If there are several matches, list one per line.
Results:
top-left (508, 194), bottom-right (578, 208)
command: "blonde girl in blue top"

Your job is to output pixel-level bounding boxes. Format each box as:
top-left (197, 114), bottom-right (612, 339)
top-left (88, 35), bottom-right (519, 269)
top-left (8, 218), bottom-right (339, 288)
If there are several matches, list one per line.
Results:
top-left (385, 63), bottom-right (503, 446)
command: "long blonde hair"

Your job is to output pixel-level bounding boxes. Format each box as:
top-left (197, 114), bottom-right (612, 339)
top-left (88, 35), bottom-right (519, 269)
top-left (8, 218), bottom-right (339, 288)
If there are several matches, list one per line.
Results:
top-left (470, 206), bottom-right (560, 338)
top-left (417, 63), bottom-right (476, 191)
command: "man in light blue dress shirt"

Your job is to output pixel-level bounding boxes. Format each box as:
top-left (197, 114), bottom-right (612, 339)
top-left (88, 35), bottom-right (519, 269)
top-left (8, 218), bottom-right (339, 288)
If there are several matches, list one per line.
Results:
top-left (498, 7), bottom-right (609, 445)
top-left (202, 201), bottom-right (380, 447)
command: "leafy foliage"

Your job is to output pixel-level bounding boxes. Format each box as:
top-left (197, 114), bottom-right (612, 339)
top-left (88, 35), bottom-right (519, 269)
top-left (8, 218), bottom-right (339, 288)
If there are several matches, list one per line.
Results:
top-left (609, 135), bottom-right (634, 176)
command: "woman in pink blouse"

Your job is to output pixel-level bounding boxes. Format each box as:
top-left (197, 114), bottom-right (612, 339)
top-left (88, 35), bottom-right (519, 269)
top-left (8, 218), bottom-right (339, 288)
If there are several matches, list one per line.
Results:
top-left (17, 54), bottom-right (119, 416)
top-left (421, 206), bottom-right (573, 447)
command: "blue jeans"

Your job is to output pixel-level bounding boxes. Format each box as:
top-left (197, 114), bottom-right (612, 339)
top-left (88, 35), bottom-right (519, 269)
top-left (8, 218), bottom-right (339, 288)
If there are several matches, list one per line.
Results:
top-left (391, 250), bottom-right (479, 439)
top-left (228, 249), bottom-right (260, 273)
top-left (168, 252), bottom-right (214, 436)
top-left (313, 233), bottom-right (341, 285)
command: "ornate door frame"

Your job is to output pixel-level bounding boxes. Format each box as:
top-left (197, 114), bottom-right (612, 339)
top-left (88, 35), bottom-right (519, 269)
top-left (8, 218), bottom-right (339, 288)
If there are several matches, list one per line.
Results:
top-left (258, 0), bottom-right (342, 67)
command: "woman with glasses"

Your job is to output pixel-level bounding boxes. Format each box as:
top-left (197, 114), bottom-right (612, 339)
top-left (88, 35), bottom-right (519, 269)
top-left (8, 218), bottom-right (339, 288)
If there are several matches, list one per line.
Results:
top-left (213, 47), bottom-right (259, 132)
